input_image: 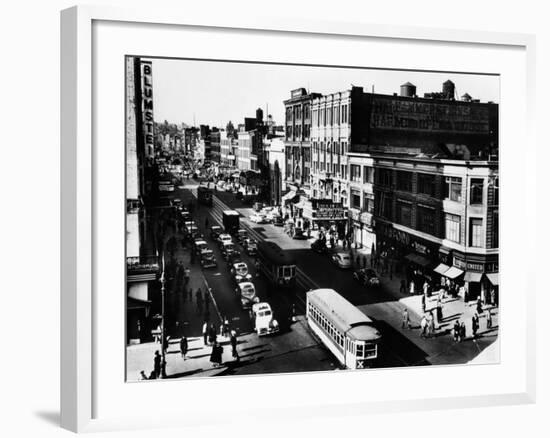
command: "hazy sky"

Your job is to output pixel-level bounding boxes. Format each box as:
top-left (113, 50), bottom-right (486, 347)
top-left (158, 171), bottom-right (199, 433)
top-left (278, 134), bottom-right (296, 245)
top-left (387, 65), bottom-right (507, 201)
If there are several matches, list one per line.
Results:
top-left (149, 57), bottom-right (499, 129)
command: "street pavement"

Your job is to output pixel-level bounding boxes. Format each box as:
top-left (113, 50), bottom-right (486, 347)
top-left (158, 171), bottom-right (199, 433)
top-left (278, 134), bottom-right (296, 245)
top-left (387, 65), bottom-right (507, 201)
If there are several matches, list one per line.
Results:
top-left (127, 178), bottom-right (500, 381)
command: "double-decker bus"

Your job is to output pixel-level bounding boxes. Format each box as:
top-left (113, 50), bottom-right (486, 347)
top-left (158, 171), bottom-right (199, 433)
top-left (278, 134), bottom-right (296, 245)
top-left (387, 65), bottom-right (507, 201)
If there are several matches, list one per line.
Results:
top-left (306, 288), bottom-right (381, 369)
top-left (257, 240), bottom-right (296, 290)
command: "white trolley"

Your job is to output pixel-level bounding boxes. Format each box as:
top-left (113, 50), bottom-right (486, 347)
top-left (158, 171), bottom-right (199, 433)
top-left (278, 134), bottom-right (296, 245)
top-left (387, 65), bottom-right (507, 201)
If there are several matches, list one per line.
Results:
top-left (306, 288), bottom-right (381, 369)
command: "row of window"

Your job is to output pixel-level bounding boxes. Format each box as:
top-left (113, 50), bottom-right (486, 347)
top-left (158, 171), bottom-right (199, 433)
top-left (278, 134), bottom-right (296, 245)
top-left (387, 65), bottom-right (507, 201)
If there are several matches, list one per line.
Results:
top-left (350, 189), bottom-right (375, 213)
top-left (308, 303), bottom-right (347, 351)
top-left (312, 141), bottom-right (348, 155)
top-left (286, 104), bottom-right (311, 122)
top-left (312, 104), bottom-right (350, 127)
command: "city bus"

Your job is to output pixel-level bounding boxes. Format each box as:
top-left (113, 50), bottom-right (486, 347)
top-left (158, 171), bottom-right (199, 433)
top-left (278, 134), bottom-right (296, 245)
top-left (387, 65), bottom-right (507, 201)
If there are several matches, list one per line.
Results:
top-left (306, 288), bottom-right (381, 369)
top-left (257, 240), bottom-right (296, 290)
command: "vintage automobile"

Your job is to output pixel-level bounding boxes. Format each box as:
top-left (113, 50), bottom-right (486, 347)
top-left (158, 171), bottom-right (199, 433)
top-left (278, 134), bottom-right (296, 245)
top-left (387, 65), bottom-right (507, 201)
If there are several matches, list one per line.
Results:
top-left (193, 239), bottom-right (209, 255)
top-left (310, 238), bottom-right (329, 254)
top-left (272, 216), bottom-right (284, 227)
top-left (200, 249), bottom-right (217, 268)
top-left (244, 239), bottom-right (257, 256)
top-left (249, 213), bottom-right (268, 224)
top-left (236, 229), bottom-right (249, 244)
top-left (217, 233), bottom-right (233, 246)
top-left (235, 282), bottom-right (259, 309)
top-left (353, 268), bottom-right (380, 287)
top-left (231, 262), bottom-right (253, 284)
top-left (221, 241), bottom-right (236, 260)
top-left (331, 252), bottom-right (352, 269)
top-left (210, 225), bottom-right (222, 240)
top-left (251, 302), bottom-right (280, 336)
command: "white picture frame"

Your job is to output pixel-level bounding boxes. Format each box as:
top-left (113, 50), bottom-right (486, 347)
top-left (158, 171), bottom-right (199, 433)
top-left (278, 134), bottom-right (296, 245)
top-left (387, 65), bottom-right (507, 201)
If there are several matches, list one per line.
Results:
top-left (60, 5), bottom-right (536, 433)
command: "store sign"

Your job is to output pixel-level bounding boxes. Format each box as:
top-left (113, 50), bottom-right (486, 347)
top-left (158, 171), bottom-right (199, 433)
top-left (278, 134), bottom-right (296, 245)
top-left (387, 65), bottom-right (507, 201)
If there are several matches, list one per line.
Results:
top-left (466, 262), bottom-right (484, 272)
top-left (141, 61), bottom-right (154, 157)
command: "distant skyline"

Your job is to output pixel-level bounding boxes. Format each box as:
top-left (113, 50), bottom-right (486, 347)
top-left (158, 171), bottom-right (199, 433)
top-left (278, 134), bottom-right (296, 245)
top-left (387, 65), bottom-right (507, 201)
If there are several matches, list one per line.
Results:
top-left (149, 57), bottom-right (500, 129)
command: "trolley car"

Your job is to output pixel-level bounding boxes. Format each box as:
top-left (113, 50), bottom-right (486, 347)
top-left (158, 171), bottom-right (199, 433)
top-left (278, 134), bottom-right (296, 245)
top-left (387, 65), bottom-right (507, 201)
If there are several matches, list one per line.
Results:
top-left (306, 288), bottom-right (381, 369)
top-left (257, 240), bottom-right (296, 290)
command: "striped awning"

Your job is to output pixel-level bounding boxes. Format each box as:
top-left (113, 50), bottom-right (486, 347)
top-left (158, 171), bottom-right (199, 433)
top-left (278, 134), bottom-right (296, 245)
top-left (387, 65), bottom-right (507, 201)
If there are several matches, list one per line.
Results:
top-left (443, 266), bottom-right (464, 279)
top-left (486, 273), bottom-right (499, 286)
top-left (434, 263), bottom-right (451, 275)
top-left (464, 271), bottom-right (483, 282)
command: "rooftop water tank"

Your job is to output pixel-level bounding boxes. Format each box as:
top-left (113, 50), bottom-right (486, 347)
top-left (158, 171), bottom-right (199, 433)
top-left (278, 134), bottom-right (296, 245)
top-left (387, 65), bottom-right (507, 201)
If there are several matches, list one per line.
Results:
top-left (400, 82), bottom-right (416, 97)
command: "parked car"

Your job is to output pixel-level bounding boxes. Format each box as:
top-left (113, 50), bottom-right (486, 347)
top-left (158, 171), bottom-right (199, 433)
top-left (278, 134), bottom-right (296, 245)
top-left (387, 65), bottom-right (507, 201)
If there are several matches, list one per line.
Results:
top-left (273, 216), bottom-right (284, 227)
top-left (353, 268), bottom-right (380, 287)
top-left (236, 229), bottom-right (249, 244)
top-left (200, 249), bottom-right (217, 268)
top-left (235, 282), bottom-right (258, 309)
top-left (210, 225), bottom-right (222, 240)
top-left (252, 302), bottom-right (280, 336)
top-left (331, 252), bottom-right (352, 269)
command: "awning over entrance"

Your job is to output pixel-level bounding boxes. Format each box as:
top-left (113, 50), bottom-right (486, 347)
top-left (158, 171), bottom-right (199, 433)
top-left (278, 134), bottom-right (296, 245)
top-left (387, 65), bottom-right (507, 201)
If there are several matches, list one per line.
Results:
top-left (443, 266), bottom-right (464, 279)
top-left (405, 253), bottom-right (432, 267)
top-left (485, 273), bottom-right (499, 286)
top-left (464, 271), bottom-right (483, 282)
top-left (433, 263), bottom-right (450, 275)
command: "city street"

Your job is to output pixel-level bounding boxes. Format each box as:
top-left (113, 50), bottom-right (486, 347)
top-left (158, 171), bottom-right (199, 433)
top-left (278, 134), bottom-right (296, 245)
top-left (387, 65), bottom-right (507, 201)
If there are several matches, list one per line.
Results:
top-left (126, 177), bottom-right (500, 380)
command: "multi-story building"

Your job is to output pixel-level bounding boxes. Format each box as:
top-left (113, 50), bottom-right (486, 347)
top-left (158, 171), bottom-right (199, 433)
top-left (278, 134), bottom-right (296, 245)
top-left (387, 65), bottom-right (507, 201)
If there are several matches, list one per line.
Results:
top-left (324, 80), bottom-right (499, 304)
top-left (209, 128), bottom-right (221, 163)
top-left (284, 88), bottom-right (321, 196)
top-left (266, 138), bottom-right (286, 205)
top-left (220, 129), bottom-right (238, 167)
top-left (125, 57), bottom-right (159, 344)
top-left (237, 127), bottom-right (252, 171)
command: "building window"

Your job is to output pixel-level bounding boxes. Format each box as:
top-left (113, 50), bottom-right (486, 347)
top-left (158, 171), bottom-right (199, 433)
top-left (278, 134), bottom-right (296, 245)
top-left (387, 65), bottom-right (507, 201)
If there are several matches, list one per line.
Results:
top-left (396, 171), bottom-right (412, 192)
top-left (470, 178), bottom-right (484, 204)
top-left (363, 194), bottom-right (374, 213)
top-left (350, 164), bottom-right (361, 182)
top-left (335, 106), bottom-right (340, 124)
top-left (396, 200), bottom-right (412, 227)
top-left (327, 107), bottom-right (332, 125)
top-left (417, 173), bottom-right (436, 196)
top-left (444, 176), bottom-right (462, 202)
top-left (377, 192), bottom-right (392, 219)
top-left (469, 218), bottom-right (483, 247)
top-left (417, 206), bottom-right (436, 235)
top-left (376, 168), bottom-right (393, 187)
top-left (351, 189), bottom-right (361, 209)
top-left (363, 166), bottom-right (374, 184)
top-left (445, 213), bottom-right (461, 243)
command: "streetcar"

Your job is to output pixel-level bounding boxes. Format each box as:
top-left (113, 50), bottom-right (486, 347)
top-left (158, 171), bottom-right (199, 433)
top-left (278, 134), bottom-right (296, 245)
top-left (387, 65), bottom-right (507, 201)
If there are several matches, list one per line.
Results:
top-left (306, 288), bottom-right (381, 369)
top-left (257, 240), bottom-right (296, 289)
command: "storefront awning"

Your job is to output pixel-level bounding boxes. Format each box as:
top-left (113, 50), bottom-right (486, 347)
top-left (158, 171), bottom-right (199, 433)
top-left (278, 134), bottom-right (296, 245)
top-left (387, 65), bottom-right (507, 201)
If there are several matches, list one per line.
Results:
top-left (464, 271), bottom-right (483, 282)
top-left (405, 253), bottom-right (432, 267)
top-left (485, 273), bottom-right (499, 286)
top-left (443, 266), bottom-right (464, 279)
top-left (434, 263), bottom-right (451, 275)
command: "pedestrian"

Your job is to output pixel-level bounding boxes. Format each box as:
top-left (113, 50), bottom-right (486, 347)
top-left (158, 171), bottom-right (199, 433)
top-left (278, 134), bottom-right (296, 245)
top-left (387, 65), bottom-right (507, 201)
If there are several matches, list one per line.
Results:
top-left (153, 350), bottom-right (162, 379)
top-left (291, 303), bottom-right (297, 323)
top-left (453, 320), bottom-right (460, 342)
top-left (400, 279), bottom-right (407, 295)
top-left (428, 311), bottom-right (436, 337)
top-left (180, 336), bottom-right (188, 360)
top-left (460, 321), bottom-right (466, 342)
top-left (222, 316), bottom-right (230, 337)
top-left (202, 321), bottom-right (208, 346)
top-left (230, 329), bottom-right (239, 361)
top-left (420, 315), bottom-right (428, 338)
top-left (476, 296), bottom-right (483, 315)
top-left (401, 308), bottom-right (411, 329)
top-left (184, 266), bottom-right (190, 285)
top-left (163, 335), bottom-right (170, 354)
top-left (208, 323), bottom-right (217, 345)
top-left (409, 280), bottom-right (415, 295)
top-left (472, 315), bottom-right (479, 339)
top-left (423, 280), bottom-right (429, 297)
top-left (486, 308), bottom-right (493, 329)
top-left (210, 342), bottom-right (223, 367)
top-left (140, 370), bottom-right (148, 380)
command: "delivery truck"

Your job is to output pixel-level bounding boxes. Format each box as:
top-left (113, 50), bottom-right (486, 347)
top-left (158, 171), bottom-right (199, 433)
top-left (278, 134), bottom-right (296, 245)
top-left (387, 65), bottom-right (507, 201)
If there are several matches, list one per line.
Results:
top-left (222, 210), bottom-right (240, 235)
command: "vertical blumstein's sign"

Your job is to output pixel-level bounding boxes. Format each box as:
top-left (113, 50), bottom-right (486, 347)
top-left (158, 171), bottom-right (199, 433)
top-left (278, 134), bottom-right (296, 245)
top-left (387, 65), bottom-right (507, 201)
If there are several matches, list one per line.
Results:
top-left (141, 60), bottom-right (154, 157)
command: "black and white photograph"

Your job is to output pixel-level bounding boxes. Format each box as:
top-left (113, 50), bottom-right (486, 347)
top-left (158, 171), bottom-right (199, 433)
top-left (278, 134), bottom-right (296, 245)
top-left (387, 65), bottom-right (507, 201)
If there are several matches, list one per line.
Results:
top-left (125, 56), bottom-right (500, 381)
